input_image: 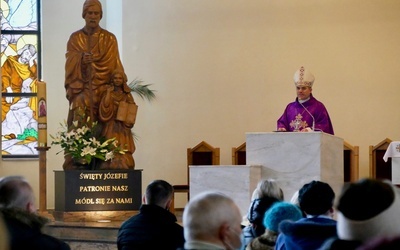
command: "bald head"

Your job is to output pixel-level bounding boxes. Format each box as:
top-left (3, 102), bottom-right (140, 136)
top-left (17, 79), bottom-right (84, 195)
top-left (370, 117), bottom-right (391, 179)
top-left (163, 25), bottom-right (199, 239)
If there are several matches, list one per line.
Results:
top-left (183, 192), bottom-right (242, 247)
top-left (0, 176), bottom-right (35, 212)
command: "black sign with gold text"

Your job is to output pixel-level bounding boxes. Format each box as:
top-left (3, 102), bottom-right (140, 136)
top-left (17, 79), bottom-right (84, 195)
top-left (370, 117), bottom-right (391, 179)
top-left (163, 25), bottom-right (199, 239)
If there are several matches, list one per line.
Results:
top-left (54, 170), bottom-right (142, 211)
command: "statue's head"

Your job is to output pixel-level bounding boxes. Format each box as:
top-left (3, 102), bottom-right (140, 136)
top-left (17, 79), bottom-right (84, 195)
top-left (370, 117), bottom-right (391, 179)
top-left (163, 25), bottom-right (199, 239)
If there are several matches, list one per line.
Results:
top-left (111, 69), bottom-right (130, 92)
top-left (82, 0), bottom-right (103, 19)
top-left (111, 69), bottom-right (127, 83)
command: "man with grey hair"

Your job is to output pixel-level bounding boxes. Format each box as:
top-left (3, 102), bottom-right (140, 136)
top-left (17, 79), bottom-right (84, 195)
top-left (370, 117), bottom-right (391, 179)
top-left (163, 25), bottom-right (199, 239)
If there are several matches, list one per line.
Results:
top-left (0, 175), bottom-right (70, 249)
top-left (182, 191), bottom-right (243, 250)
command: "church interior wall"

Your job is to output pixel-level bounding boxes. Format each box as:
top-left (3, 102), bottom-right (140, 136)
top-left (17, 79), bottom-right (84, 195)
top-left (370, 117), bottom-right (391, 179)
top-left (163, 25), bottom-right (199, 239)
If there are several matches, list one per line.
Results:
top-left (1, 0), bottom-right (400, 209)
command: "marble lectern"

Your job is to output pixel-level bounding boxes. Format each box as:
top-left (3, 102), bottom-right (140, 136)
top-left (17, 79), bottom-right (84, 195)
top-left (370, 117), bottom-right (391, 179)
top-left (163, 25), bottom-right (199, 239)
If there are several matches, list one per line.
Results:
top-left (190, 165), bottom-right (261, 215)
top-left (246, 132), bottom-right (344, 201)
top-left (383, 141), bottom-right (400, 184)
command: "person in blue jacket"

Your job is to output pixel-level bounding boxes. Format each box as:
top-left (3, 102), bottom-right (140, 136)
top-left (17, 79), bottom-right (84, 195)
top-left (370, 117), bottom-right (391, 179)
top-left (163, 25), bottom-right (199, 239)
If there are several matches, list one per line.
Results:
top-left (275, 180), bottom-right (337, 250)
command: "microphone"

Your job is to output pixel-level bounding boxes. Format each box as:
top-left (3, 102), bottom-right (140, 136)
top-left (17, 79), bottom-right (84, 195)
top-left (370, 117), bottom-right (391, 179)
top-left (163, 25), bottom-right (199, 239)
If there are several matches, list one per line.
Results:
top-left (299, 101), bottom-right (315, 131)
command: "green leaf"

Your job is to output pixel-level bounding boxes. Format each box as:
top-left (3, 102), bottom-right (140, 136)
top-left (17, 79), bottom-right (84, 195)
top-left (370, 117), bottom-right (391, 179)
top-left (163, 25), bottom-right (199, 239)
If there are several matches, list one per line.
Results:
top-left (128, 78), bottom-right (156, 102)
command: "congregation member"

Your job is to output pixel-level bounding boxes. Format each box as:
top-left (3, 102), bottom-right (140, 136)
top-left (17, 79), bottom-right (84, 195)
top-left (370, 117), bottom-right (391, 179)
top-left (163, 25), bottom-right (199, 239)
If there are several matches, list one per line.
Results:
top-left (0, 175), bottom-right (70, 249)
top-left (242, 179), bottom-right (284, 249)
top-left (289, 190), bottom-right (306, 218)
top-left (275, 180), bottom-right (337, 250)
top-left (117, 179), bottom-right (184, 249)
top-left (246, 202), bottom-right (303, 250)
top-left (320, 178), bottom-right (400, 250)
top-left (277, 66), bottom-right (334, 135)
top-left (181, 191), bottom-right (243, 250)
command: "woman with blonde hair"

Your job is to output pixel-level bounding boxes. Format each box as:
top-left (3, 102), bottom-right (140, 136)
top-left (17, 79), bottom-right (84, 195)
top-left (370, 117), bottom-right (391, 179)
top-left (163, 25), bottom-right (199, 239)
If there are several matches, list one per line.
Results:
top-left (251, 179), bottom-right (284, 200)
top-left (241, 179), bottom-right (284, 250)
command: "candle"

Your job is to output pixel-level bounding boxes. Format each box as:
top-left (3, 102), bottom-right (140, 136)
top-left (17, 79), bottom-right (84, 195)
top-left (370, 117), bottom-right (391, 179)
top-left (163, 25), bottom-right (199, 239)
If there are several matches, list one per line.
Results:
top-left (37, 80), bottom-right (47, 147)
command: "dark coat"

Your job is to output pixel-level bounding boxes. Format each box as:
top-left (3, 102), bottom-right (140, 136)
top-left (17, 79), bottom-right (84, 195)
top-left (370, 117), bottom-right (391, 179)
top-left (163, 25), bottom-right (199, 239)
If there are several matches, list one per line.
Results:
top-left (117, 204), bottom-right (185, 250)
top-left (242, 197), bottom-right (279, 249)
top-left (1, 208), bottom-right (70, 250)
top-left (275, 217), bottom-right (337, 250)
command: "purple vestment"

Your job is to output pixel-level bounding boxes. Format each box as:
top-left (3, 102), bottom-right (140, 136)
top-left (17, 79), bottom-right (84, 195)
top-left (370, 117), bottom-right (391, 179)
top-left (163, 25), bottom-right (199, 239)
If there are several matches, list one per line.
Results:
top-left (277, 94), bottom-right (334, 135)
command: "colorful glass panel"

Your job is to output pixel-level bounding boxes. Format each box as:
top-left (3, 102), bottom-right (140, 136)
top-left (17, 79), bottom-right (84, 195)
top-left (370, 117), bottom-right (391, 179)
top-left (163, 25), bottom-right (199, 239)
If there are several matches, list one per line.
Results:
top-left (1, 0), bottom-right (40, 158)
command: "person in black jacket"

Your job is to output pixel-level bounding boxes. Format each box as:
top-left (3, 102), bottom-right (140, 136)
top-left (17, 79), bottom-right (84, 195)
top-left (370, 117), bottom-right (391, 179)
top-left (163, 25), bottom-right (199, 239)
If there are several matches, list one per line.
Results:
top-left (0, 175), bottom-right (70, 250)
top-left (241, 179), bottom-right (284, 250)
top-left (117, 179), bottom-right (184, 250)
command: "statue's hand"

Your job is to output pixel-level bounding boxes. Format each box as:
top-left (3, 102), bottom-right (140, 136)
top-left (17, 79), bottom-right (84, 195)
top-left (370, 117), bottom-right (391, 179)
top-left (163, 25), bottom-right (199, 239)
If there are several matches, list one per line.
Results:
top-left (107, 85), bottom-right (114, 92)
top-left (82, 52), bottom-right (93, 64)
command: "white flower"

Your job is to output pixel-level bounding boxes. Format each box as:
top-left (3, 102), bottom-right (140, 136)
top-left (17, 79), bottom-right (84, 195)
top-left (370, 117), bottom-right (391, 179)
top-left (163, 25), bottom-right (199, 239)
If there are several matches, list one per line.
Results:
top-left (101, 138), bottom-right (115, 147)
top-left (89, 137), bottom-right (101, 147)
top-left (66, 131), bottom-right (75, 139)
top-left (51, 115), bottom-right (125, 164)
top-left (105, 151), bottom-right (114, 161)
top-left (81, 146), bottom-right (97, 156)
top-left (69, 147), bottom-right (78, 152)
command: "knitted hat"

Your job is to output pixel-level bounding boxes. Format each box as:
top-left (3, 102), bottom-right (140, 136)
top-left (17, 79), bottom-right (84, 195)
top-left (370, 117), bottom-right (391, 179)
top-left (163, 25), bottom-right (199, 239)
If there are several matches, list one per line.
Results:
top-left (294, 66), bottom-right (315, 87)
top-left (337, 178), bottom-right (400, 243)
top-left (298, 180), bottom-right (335, 216)
top-left (263, 202), bottom-right (303, 233)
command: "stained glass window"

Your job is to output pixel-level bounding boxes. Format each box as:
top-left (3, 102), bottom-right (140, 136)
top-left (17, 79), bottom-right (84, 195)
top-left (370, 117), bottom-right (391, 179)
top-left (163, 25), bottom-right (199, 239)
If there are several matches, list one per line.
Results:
top-left (1, 0), bottom-right (40, 158)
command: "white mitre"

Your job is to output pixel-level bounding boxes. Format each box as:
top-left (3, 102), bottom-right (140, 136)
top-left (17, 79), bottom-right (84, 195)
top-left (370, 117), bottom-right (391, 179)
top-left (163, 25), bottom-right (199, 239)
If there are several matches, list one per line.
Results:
top-left (293, 66), bottom-right (315, 87)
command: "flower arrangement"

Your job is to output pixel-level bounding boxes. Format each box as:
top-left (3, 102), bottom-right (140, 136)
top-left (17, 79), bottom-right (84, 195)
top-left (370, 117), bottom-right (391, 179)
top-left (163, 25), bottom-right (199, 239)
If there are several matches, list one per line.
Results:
top-left (50, 116), bottom-right (126, 165)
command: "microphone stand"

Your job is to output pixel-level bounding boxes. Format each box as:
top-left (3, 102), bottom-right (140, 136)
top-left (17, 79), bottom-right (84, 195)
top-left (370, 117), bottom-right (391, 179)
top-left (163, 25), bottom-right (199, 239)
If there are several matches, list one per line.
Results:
top-left (299, 101), bottom-right (315, 131)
